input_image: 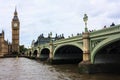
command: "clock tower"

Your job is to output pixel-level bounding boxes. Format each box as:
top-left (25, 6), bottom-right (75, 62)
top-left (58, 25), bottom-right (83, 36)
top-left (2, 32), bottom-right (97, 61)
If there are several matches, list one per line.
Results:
top-left (12, 8), bottom-right (20, 54)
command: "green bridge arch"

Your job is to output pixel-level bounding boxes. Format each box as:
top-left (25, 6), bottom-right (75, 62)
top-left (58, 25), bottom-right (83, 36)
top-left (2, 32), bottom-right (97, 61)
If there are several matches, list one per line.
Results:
top-left (91, 34), bottom-right (120, 63)
top-left (52, 43), bottom-right (83, 63)
top-left (40, 48), bottom-right (50, 60)
top-left (53, 43), bottom-right (83, 56)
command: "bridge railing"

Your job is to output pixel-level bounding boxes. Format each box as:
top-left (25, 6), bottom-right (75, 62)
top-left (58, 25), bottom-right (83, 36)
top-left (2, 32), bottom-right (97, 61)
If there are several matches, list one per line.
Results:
top-left (53, 35), bottom-right (83, 45)
top-left (90, 24), bottom-right (120, 37)
top-left (38, 43), bottom-right (50, 48)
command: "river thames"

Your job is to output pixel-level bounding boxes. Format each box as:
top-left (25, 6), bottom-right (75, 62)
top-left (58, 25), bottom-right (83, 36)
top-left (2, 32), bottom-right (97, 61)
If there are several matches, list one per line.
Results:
top-left (0, 58), bottom-right (120, 80)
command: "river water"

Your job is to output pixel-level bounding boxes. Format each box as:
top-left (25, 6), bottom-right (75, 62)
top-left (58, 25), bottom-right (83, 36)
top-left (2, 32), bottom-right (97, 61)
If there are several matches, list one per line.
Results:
top-left (0, 58), bottom-right (120, 80)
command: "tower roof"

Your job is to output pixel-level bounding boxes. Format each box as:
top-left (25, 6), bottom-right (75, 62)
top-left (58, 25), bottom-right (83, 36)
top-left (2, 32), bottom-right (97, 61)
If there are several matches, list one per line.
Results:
top-left (12, 7), bottom-right (19, 21)
top-left (14, 7), bottom-right (17, 16)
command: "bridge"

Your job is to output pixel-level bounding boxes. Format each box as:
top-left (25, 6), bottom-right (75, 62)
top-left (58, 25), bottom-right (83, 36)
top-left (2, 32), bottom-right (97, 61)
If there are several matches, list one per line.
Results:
top-left (26, 24), bottom-right (120, 64)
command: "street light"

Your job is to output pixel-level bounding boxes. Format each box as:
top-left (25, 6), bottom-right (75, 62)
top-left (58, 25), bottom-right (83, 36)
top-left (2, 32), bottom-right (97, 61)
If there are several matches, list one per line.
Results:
top-left (83, 14), bottom-right (88, 32)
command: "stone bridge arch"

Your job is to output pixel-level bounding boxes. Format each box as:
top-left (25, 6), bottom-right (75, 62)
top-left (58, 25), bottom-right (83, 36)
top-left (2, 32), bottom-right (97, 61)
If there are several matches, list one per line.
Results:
top-left (40, 48), bottom-right (50, 60)
top-left (53, 43), bottom-right (83, 63)
top-left (33, 50), bottom-right (38, 57)
top-left (53, 43), bottom-right (83, 53)
top-left (91, 34), bottom-right (120, 63)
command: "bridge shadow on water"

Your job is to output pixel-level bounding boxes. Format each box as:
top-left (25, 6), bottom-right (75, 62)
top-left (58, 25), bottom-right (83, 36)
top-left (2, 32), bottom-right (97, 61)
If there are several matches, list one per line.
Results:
top-left (29, 57), bottom-right (83, 80)
top-left (29, 57), bottom-right (120, 80)
top-left (28, 56), bottom-right (120, 74)
top-left (49, 59), bottom-right (82, 65)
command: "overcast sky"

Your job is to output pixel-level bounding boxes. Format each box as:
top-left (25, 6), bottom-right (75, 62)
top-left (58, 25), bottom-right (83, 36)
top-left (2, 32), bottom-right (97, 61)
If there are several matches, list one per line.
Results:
top-left (0, 0), bottom-right (120, 48)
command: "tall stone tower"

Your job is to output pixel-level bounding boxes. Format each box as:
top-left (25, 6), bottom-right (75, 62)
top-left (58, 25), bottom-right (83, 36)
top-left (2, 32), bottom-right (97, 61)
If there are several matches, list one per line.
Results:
top-left (12, 8), bottom-right (20, 54)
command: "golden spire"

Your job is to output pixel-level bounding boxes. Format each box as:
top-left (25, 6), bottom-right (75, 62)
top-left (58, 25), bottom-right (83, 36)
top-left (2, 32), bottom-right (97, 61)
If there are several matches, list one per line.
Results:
top-left (14, 7), bottom-right (17, 16)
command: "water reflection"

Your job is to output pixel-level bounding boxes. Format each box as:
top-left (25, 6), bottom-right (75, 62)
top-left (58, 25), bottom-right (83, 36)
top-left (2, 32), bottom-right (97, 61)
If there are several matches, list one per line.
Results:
top-left (0, 58), bottom-right (119, 80)
top-left (52, 64), bottom-right (120, 80)
top-left (0, 58), bottom-right (61, 80)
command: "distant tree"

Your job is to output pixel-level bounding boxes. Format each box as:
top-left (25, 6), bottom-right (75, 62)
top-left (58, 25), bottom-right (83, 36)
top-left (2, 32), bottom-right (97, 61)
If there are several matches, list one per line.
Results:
top-left (19, 45), bottom-right (27, 55)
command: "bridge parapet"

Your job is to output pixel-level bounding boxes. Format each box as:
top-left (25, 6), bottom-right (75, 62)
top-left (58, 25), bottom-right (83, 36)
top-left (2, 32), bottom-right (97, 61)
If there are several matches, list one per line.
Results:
top-left (90, 25), bottom-right (120, 37)
top-left (53, 35), bottom-right (82, 45)
top-left (39, 43), bottom-right (49, 48)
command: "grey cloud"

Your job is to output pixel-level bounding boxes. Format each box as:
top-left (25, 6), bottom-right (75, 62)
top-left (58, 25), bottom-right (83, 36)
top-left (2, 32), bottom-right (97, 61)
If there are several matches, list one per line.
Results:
top-left (108, 12), bottom-right (120, 19)
top-left (107, 0), bottom-right (120, 3)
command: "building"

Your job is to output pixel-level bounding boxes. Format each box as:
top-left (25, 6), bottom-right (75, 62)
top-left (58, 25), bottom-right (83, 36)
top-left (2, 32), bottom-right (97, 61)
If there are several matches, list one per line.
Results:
top-left (11, 8), bottom-right (20, 54)
top-left (32, 33), bottom-right (64, 47)
top-left (0, 8), bottom-right (20, 56)
top-left (0, 30), bottom-right (9, 56)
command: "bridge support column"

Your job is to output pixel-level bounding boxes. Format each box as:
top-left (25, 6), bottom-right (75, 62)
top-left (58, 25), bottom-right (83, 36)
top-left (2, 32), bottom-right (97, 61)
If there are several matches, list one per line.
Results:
top-left (78, 32), bottom-right (92, 73)
top-left (37, 52), bottom-right (40, 58)
top-left (49, 43), bottom-right (53, 62)
top-left (37, 47), bottom-right (40, 58)
top-left (31, 51), bottom-right (34, 57)
top-left (82, 32), bottom-right (90, 62)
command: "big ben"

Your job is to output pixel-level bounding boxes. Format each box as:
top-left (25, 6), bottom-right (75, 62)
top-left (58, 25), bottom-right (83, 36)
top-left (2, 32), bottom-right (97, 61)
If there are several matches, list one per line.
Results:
top-left (12, 8), bottom-right (20, 54)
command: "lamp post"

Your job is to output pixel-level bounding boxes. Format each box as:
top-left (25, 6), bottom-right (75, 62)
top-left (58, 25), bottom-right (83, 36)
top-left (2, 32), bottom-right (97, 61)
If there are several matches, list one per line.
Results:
top-left (82, 14), bottom-right (90, 62)
top-left (83, 14), bottom-right (88, 32)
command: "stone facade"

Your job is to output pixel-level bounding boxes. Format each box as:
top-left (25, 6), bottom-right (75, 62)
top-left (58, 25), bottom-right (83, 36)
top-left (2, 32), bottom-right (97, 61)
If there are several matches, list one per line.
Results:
top-left (0, 31), bottom-right (9, 56)
top-left (0, 8), bottom-right (19, 56)
top-left (32, 33), bottom-right (64, 47)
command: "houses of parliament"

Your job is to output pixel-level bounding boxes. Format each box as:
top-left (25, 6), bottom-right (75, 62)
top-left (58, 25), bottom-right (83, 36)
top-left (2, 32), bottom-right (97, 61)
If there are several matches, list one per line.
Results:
top-left (0, 9), bottom-right (20, 56)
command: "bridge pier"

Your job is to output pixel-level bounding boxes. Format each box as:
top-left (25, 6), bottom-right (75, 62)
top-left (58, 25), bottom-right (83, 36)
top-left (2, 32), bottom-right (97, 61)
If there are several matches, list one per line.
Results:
top-left (36, 52), bottom-right (40, 59)
top-left (82, 32), bottom-right (90, 61)
top-left (48, 43), bottom-right (53, 63)
top-left (79, 32), bottom-right (92, 73)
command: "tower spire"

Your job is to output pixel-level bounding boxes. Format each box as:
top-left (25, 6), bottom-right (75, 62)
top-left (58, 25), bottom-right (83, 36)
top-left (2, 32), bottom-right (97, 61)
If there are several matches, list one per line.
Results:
top-left (13, 7), bottom-right (19, 21)
top-left (14, 7), bottom-right (17, 16)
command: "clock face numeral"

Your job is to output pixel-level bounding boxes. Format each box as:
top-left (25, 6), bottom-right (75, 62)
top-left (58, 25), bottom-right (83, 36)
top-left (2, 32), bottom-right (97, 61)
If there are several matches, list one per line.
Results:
top-left (14, 23), bottom-right (18, 27)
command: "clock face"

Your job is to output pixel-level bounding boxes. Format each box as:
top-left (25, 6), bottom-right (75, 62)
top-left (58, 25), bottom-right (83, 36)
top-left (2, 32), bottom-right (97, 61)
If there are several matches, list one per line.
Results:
top-left (14, 23), bottom-right (18, 27)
